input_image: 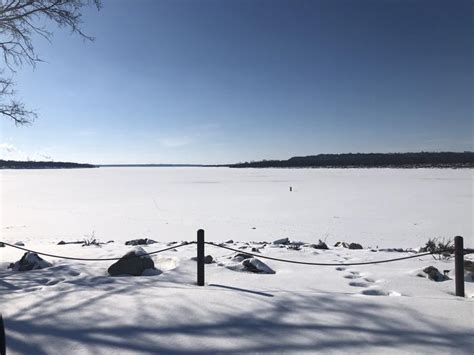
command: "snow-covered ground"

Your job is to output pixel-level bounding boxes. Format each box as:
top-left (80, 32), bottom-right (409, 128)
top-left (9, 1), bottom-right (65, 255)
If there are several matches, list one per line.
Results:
top-left (1, 167), bottom-right (473, 354)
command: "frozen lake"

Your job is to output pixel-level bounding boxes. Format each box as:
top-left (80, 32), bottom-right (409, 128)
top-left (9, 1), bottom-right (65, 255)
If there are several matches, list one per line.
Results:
top-left (0, 167), bottom-right (472, 248)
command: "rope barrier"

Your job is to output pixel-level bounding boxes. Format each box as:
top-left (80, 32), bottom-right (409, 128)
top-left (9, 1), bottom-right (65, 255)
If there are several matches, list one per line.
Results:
top-left (0, 240), bottom-right (459, 266)
top-left (0, 241), bottom-right (194, 261)
top-left (205, 242), bottom-right (448, 266)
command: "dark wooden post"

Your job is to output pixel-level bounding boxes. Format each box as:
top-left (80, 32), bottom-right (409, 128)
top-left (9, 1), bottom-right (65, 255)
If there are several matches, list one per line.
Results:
top-left (0, 313), bottom-right (5, 355)
top-left (454, 236), bottom-right (464, 297)
top-left (197, 229), bottom-right (205, 286)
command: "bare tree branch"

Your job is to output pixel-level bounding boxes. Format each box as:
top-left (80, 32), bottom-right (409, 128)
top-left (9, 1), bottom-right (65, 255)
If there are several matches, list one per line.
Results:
top-left (0, 0), bottom-right (101, 124)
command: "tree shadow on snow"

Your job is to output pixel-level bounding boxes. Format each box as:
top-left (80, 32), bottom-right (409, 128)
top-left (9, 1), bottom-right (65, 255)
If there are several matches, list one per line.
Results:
top-left (1, 269), bottom-right (473, 354)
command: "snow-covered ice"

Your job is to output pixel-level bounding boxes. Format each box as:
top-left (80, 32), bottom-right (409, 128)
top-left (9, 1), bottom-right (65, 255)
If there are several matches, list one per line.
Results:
top-left (0, 167), bottom-right (473, 354)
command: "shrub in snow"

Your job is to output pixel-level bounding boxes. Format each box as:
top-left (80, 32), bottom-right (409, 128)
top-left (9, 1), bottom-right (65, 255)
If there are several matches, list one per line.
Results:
top-left (108, 247), bottom-right (158, 276)
top-left (420, 238), bottom-right (454, 260)
top-left (82, 237), bottom-right (102, 247)
top-left (273, 238), bottom-right (289, 245)
top-left (242, 258), bottom-right (275, 274)
top-left (8, 252), bottom-right (52, 271)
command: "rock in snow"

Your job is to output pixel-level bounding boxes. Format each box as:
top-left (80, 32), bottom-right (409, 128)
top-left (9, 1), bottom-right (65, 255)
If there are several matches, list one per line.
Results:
top-left (232, 253), bottom-right (253, 262)
top-left (125, 238), bottom-right (157, 246)
top-left (242, 258), bottom-right (275, 274)
top-left (8, 252), bottom-right (52, 271)
top-left (334, 241), bottom-right (363, 249)
top-left (273, 238), bottom-right (289, 245)
top-left (309, 240), bottom-right (329, 250)
top-left (464, 260), bottom-right (474, 272)
top-left (108, 247), bottom-right (157, 276)
top-left (190, 255), bottom-right (214, 264)
top-left (422, 266), bottom-right (449, 282)
top-left (14, 241), bottom-right (25, 246)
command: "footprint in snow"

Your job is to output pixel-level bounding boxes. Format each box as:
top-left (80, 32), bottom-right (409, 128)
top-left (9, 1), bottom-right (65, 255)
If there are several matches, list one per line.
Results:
top-left (360, 288), bottom-right (402, 296)
top-left (360, 288), bottom-right (388, 296)
top-left (349, 281), bottom-right (370, 287)
top-left (344, 274), bottom-right (362, 279)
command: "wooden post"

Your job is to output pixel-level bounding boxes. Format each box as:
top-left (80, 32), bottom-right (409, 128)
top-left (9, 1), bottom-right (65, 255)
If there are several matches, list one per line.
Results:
top-left (0, 313), bottom-right (5, 355)
top-left (197, 229), bottom-right (205, 286)
top-left (454, 236), bottom-right (464, 297)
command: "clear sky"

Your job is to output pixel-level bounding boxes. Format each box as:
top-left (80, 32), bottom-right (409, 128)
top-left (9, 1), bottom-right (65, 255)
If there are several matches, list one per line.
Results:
top-left (0, 0), bottom-right (472, 164)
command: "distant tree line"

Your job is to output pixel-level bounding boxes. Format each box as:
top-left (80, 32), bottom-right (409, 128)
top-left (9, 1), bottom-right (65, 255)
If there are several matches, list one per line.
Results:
top-left (230, 152), bottom-right (474, 168)
top-left (0, 160), bottom-right (96, 169)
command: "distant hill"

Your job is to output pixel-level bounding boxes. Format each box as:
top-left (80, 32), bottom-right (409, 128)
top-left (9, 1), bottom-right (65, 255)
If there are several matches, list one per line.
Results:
top-left (230, 152), bottom-right (474, 168)
top-left (0, 160), bottom-right (97, 169)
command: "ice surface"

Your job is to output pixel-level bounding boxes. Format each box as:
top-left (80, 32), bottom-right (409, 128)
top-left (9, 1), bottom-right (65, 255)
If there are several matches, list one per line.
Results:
top-left (0, 167), bottom-right (472, 247)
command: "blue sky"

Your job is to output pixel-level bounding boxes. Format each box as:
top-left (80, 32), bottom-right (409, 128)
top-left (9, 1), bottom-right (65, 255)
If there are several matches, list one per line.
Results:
top-left (0, 0), bottom-right (472, 164)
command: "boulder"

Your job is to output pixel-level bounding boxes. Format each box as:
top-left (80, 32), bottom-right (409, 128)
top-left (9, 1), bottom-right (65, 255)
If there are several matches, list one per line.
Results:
top-left (190, 255), bottom-right (214, 264)
top-left (273, 238), bottom-right (289, 245)
top-left (125, 238), bottom-right (157, 246)
top-left (309, 240), bottom-right (329, 250)
top-left (464, 260), bottom-right (474, 273)
top-left (334, 241), bottom-right (349, 248)
top-left (242, 258), bottom-right (275, 274)
top-left (423, 266), bottom-right (449, 282)
top-left (232, 253), bottom-right (252, 262)
top-left (14, 241), bottom-right (25, 246)
top-left (0, 242), bottom-right (5, 247)
top-left (57, 240), bottom-right (83, 245)
top-left (108, 247), bottom-right (156, 276)
top-left (225, 239), bottom-right (234, 244)
top-left (8, 252), bottom-right (52, 271)
top-left (349, 243), bottom-right (363, 250)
